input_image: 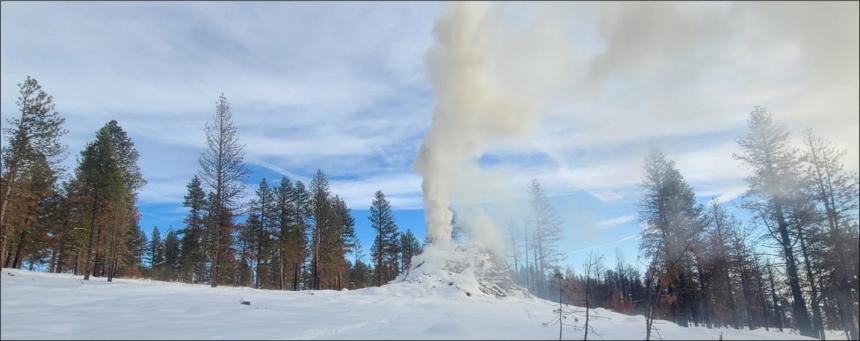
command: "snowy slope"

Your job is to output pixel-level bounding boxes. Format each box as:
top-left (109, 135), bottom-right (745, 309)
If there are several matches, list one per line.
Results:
top-left (0, 269), bottom-right (843, 340)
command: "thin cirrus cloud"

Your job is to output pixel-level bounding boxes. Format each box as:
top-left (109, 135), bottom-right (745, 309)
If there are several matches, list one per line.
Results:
top-left (596, 216), bottom-right (636, 230)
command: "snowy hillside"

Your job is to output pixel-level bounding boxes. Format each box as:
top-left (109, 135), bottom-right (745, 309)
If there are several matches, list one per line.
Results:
top-left (0, 269), bottom-right (841, 340)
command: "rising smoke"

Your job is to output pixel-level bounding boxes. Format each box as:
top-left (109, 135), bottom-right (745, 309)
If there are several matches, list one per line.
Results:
top-left (414, 2), bottom-right (859, 260)
top-left (415, 3), bottom-right (537, 255)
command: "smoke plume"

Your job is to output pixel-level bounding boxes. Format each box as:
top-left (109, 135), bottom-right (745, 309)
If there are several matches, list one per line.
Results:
top-left (415, 2), bottom-right (538, 251)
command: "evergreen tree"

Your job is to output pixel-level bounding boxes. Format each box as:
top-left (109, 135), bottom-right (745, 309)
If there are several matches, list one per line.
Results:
top-left (310, 170), bottom-right (331, 290)
top-left (96, 121), bottom-right (143, 282)
top-left (349, 259), bottom-right (372, 289)
top-left (236, 213), bottom-right (259, 287)
top-left (198, 94), bottom-right (247, 287)
top-left (369, 191), bottom-right (399, 285)
top-left (528, 180), bottom-right (563, 298)
top-left (124, 223), bottom-right (146, 277)
top-left (1, 76), bottom-right (67, 268)
top-left (77, 127), bottom-right (124, 280)
top-left (734, 107), bottom-right (814, 337)
top-left (285, 179), bottom-right (309, 290)
top-left (275, 177), bottom-right (294, 289)
top-left (802, 131), bottom-right (860, 339)
top-left (704, 199), bottom-right (742, 328)
top-left (251, 178), bottom-right (277, 288)
top-left (163, 228), bottom-right (181, 280)
top-left (638, 150), bottom-right (706, 327)
top-left (331, 195), bottom-right (356, 289)
top-left (399, 229), bottom-right (422, 272)
top-left (180, 176), bottom-right (207, 283)
top-left (147, 227), bottom-right (164, 269)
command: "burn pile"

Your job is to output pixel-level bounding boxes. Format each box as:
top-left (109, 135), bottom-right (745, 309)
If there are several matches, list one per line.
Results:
top-left (397, 241), bottom-right (528, 299)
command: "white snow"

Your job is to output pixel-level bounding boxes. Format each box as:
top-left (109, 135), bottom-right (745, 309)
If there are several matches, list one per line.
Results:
top-left (0, 268), bottom-right (846, 340)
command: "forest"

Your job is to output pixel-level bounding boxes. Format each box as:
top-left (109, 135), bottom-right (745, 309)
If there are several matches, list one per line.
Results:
top-left (1, 76), bottom-right (858, 340)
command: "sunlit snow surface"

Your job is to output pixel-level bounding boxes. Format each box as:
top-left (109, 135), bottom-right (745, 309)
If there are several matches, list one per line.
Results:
top-left (0, 267), bottom-right (845, 340)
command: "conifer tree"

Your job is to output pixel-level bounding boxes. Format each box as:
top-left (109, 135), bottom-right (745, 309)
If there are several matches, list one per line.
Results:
top-left (163, 228), bottom-right (181, 280)
top-left (77, 127), bottom-right (124, 280)
top-left (802, 131), bottom-right (860, 339)
top-left (734, 107), bottom-right (814, 337)
top-left (198, 94), bottom-right (247, 287)
top-left (310, 170), bottom-right (331, 290)
top-left (180, 176), bottom-right (207, 283)
top-left (1, 76), bottom-right (67, 267)
top-left (285, 179), bottom-right (309, 290)
top-left (638, 150), bottom-right (706, 326)
top-left (147, 227), bottom-right (164, 269)
top-left (528, 180), bottom-right (562, 298)
top-left (399, 229), bottom-right (421, 272)
top-left (330, 195), bottom-right (356, 289)
top-left (369, 191), bottom-right (398, 285)
top-left (251, 178), bottom-right (277, 288)
top-left (275, 177), bottom-right (294, 289)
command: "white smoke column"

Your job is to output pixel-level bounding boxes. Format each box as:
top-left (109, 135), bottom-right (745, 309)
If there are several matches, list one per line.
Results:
top-left (415, 2), bottom-right (550, 248)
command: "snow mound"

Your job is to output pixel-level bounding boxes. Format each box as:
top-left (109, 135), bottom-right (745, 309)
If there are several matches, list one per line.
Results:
top-left (395, 241), bottom-right (529, 299)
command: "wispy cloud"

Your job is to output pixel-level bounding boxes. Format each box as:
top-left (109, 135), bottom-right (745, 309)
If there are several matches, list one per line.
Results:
top-left (569, 233), bottom-right (641, 255)
top-left (596, 215), bottom-right (636, 230)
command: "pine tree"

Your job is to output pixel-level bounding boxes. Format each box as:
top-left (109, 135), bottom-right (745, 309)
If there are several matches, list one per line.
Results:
top-left (124, 223), bottom-right (146, 277)
top-left (275, 177), bottom-right (294, 289)
top-left (163, 228), bottom-right (180, 280)
top-left (399, 229), bottom-right (421, 272)
top-left (286, 179), bottom-right (309, 290)
top-left (251, 178), bottom-right (277, 288)
top-left (1, 76), bottom-right (67, 268)
top-left (77, 127), bottom-right (124, 280)
top-left (369, 191), bottom-right (398, 285)
top-left (180, 176), bottom-right (207, 283)
top-left (198, 94), bottom-right (247, 287)
top-left (349, 259), bottom-right (372, 289)
top-left (96, 121), bottom-right (143, 282)
top-left (638, 150), bottom-right (706, 327)
top-left (704, 199), bottom-right (742, 329)
top-left (147, 227), bottom-right (164, 269)
top-left (237, 213), bottom-right (259, 287)
top-left (310, 170), bottom-right (331, 290)
top-left (734, 107), bottom-right (814, 337)
top-left (802, 131), bottom-right (860, 339)
top-left (528, 179), bottom-right (563, 298)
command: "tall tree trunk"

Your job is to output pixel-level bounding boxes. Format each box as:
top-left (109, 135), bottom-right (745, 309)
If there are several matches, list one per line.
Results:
top-left (107, 211), bottom-right (119, 282)
top-left (797, 224), bottom-right (825, 339)
top-left (767, 265), bottom-right (784, 332)
top-left (12, 230), bottom-right (26, 269)
top-left (696, 261), bottom-right (712, 328)
top-left (83, 191), bottom-right (100, 280)
top-left (279, 241), bottom-right (285, 290)
top-left (210, 206), bottom-right (221, 288)
top-left (723, 258), bottom-right (739, 329)
top-left (293, 262), bottom-right (300, 290)
top-left (753, 259), bottom-right (770, 331)
top-left (198, 227), bottom-right (207, 284)
top-left (807, 145), bottom-right (859, 340)
top-left (257, 206), bottom-right (264, 289)
top-left (55, 235), bottom-right (65, 273)
top-left (0, 165), bottom-right (19, 268)
top-left (774, 203), bottom-right (814, 337)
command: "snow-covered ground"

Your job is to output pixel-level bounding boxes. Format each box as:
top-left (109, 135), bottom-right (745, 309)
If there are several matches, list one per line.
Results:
top-left (0, 268), bottom-right (844, 340)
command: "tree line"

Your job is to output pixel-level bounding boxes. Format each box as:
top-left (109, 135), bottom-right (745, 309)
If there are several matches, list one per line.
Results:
top-left (0, 77), bottom-right (423, 291)
top-left (511, 107), bottom-right (858, 340)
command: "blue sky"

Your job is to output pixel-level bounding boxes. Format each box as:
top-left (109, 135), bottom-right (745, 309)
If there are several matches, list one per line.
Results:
top-left (2, 2), bottom-right (857, 270)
